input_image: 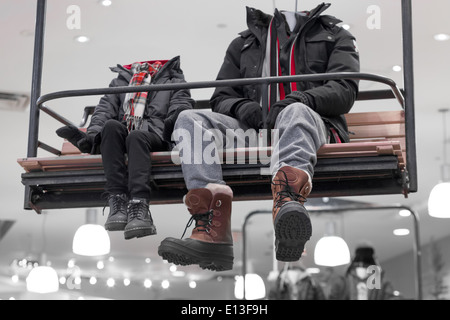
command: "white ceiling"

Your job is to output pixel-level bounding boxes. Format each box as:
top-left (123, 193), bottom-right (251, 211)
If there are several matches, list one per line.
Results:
top-left (1, 0), bottom-right (450, 300)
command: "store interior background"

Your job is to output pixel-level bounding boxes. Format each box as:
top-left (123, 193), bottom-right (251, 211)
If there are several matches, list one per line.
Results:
top-left (1, 0), bottom-right (450, 300)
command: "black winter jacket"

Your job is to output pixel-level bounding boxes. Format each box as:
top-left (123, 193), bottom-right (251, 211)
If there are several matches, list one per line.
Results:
top-left (87, 56), bottom-right (194, 153)
top-left (210, 3), bottom-right (360, 142)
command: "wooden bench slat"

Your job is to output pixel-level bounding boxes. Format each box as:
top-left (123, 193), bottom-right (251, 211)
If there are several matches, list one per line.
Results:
top-left (349, 123), bottom-right (405, 139)
top-left (345, 110), bottom-right (404, 126)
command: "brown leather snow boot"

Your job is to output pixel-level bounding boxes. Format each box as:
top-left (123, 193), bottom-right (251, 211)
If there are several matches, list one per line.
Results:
top-left (158, 185), bottom-right (234, 271)
top-left (271, 166), bottom-right (312, 262)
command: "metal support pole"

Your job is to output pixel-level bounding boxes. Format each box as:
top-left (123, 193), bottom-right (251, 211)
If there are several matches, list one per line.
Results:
top-left (401, 0), bottom-right (418, 193)
top-left (24, 0), bottom-right (46, 212)
top-left (27, 0), bottom-right (47, 158)
top-left (242, 210), bottom-right (272, 300)
top-left (242, 204), bottom-right (423, 300)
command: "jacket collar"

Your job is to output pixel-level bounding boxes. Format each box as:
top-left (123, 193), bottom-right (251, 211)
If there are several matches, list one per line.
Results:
top-left (244, 2), bottom-right (333, 39)
top-left (111, 56), bottom-right (181, 83)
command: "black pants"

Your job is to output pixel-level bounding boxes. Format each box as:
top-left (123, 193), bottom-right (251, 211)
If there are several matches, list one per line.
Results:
top-left (100, 119), bottom-right (167, 200)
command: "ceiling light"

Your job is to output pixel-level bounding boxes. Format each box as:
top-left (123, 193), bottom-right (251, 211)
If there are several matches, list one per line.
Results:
top-left (74, 35), bottom-right (90, 43)
top-left (306, 268), bottom-right (321, 274)
top-left (123, 278), bottom-right (131, 287)
top-left (89, 276), bottom-right (97, 285)
top-left (172, 271), bottom-right (186, 277)
top-left (161, 280), bottom-right (170, 289)
top-left (73, 209), bottom-right (110, 256)
top-left (315, 236), bottom-right (351, 266)
top-left (106, 278), bottom-right (115, 287)
top-left (341, 24), bottom-right (351, 30)
top-left (434, 33), bottom-right (450, 41)
top-left (11, 275), bottom-right (19, 283)
top-left (393, 65), bottom-right (402, 72)
top-left (97, 261), bottom-right (105, 270)
top-left (234, 274), bottom-right (266, 300)
top-left (399, 209), bottom-right (411, 217)
top-left (429, 182), bottom-right (450, 218)
top-left (100, 0), bottom-right (112, 6)
top-left (144, 279), bottom-right (152, 288)
top-left (26, 266), bottom-right (59, 294)
top-left (393, 228), bottom-right (410, 236)
top-left (67, 259), bottom-right (76, 268)
top-left (429, 109), bottom-right (450, 218)
top-left (189, 281), bottom-right (197, 289)
top-left (314, 221), bottom-right (351, 267)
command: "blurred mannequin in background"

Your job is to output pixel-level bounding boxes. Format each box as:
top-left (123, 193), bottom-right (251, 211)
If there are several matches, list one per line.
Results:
top-left (328, 243), bottom-right (398, 300)
top-left (268, 261), bottom-right (326, 300)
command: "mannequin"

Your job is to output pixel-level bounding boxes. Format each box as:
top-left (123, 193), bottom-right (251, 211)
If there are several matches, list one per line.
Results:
top-left (268, 261), bottom-right (326, 300)
top-left (329, 243), bottom-right (399, 300)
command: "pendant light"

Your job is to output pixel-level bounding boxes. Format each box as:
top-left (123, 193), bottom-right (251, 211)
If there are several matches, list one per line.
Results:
top-left (26, 213), bottom-right (60, 294)
top-left (428, 109), bottom-right (450, 218)
top-left (314, 220), bottom-right (351, 267)
top-left (73, 209), bottom-right (110, 256)
top-left (26, 253), bottom-right (59, 294)
top-left (234, 274), bottom-right (266, 300)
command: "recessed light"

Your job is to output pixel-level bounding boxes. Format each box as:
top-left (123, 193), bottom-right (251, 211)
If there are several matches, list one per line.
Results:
top-left (341, 24), bottom-right (351, 30)
top-left (399, 209), bottom-right (411, 217)
top-left (393, 65), bottom-right (402, 72)
top-left (434, 33), bottom-right (450, 41)
top-left (99, 0), bottom-right (112, 6)
top-left (306, 268), bottom-right (321, 274)
top-left (393, 228), bottom-right (410, 236)
top-left (74, 35), bottom-right (90, 43)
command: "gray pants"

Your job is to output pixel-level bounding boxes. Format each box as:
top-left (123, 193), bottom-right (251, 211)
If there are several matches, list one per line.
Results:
top-left (173, 103), bottom-right (328, 190)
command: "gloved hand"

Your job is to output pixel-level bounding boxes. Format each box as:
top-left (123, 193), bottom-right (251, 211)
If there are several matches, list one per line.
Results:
top-left (265, 97), bottom-right (298, 130)
top-left (234, 101), bottom-right (263, 130)
top-left (162, 106), bottom-right (192, 142)
top-left (56, 124), bottom-right (94, 153)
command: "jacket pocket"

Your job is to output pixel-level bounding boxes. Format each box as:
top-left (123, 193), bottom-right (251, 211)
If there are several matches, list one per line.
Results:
top-left (305, 33), bottom-right (335, 73)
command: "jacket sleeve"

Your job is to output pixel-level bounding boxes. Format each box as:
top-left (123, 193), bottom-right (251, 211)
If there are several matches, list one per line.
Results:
top-left (303, 28), bottom-right (360, 117)
top-left (86, 77), bottom-right (123, 136)
top-left (167, 77), bottom-right (195, 117)
top-left (210, 36), bottom-right (252, 117)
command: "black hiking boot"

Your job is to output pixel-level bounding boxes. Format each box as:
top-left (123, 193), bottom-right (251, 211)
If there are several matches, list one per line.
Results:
top-left (104, 194), bottom-right (128, 231)
top-left (124, 198), bottom-right (157, 240)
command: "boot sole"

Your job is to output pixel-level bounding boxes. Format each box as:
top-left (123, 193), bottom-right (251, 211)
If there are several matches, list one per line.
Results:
top-left (158, 238), bottom-right (234, 272)
top-left (274, 201), bottom-right (312, 262)
top-left (124, 226), bottom-right (157, 240)
top-left (104, 221), bottom-right (127, 232)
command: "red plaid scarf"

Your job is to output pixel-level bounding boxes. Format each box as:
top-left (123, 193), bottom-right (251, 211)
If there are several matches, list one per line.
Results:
top-left (123, 61), bottom-right (162, 132)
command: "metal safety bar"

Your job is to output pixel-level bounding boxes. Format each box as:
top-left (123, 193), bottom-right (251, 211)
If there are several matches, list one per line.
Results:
top-left (242, 204), bottom-right (423, 300)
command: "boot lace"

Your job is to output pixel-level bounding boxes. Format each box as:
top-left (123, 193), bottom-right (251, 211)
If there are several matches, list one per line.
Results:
top-left (102, 193), bottom-right (127, 216)
top-left (272, 170), bottom-right (307, 209)
top-left (181, 210), bottom-right (214, 239)
top-left (128, 199), bottom-right (149, 220)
